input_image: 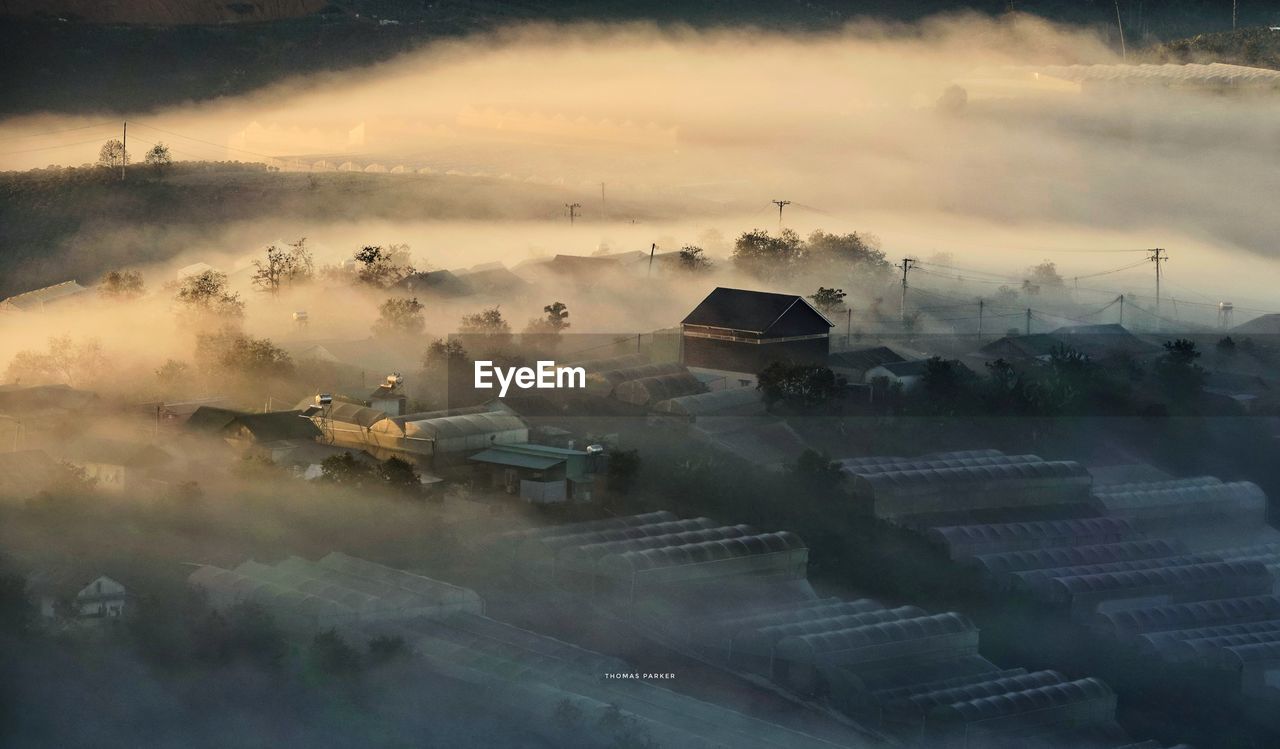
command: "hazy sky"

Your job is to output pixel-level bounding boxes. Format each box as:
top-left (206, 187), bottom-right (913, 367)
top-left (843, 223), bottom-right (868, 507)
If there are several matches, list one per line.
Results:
top-left (2, 15), bottom-right (1278, 306)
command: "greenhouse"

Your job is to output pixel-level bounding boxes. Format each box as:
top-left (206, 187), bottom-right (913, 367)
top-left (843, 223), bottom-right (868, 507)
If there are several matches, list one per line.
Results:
top-left (969, 539), bottom-right (1186, 579)
top-left (1042, 561), bottom-right (1272, 614)
top-left (1092, 476), bottom-right (1223, 495)
top-left (928, 517), bottom-right (1137, 560)
top-left (839, 450), bottom-right (1005, 470)
top-left (515, 516), bottom-right (719, 569)
top-left (1009, 553), bottom-right (1223, 596)
top-left (1137, 618), bottom-right (1280, 654)
top-left (556, 524), bottom-right (756, 579)
top-left (772, 613), bottom-right (979, 694)
top-left (841, 453), bottom-right (1048, 477)
top-left (882, 669), bottom-right (1067, 725)
top-left (729, 606), bottom-right (927, 675)
top-left (1093, 595), bottom-right (1280, 639)
top-left (1089, 481), bottom-right (1267, 525)
top-left (316, 552), bottom-right (484, 613)
top-left (613, 372), bottom-right (707, 407)
top-left (400, 411), bottom-right (528, 454)
top-left (585, 361), bottom-right (686, 395)
top-left (921, 678), bottom-right (1116, 745)
top-left (498, 511), bottom-right (676, 546)
top-left (596, 532), bottom-right (809, 602)
top-left (852, 460), bottom-right (1092, 521)
top-left (1162, 631), bottom-right (1280, 664)
top-left (691, 596), bottom-right (890, 655)
top-left (651, 386), bottom-right (766, 420)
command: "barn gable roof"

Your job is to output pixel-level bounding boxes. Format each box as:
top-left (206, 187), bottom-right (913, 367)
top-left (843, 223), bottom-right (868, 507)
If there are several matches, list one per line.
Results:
top-left (681, 287), bottom-right (833, 335)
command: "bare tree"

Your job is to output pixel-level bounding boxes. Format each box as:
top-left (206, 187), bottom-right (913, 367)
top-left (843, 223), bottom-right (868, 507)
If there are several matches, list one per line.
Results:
top-left (97, 139), bottom-right (129, 170)
top-left (144, 143), bottom-right (172, 175)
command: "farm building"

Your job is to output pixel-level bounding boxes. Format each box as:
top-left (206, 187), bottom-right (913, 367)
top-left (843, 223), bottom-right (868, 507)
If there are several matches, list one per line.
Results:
top-left (612, 371), bottom-right (706, 407)
top-left (968, 539), bottom-right (1189, 581)
top-left (919, 678), bottom-right (1118, 749)
top-left (864, 360), bottom-right (932, 390)
top-left (402, 411), bottom-right (528, 455)
top-left (468, 442), bottom-right (600, 503)
top-left (595, 532), bottom-right (810, 603)
top-left (60, 437), bottom-right (174, 494)
top-left (828, 346), bottom-right (906, 383)
top-left (847, 458), bottom-right (1093, 522)
top-left (0, 280), bottom-right (89, 313)
top-left (1090, 480), bottom-right (1267, 529)
top-left (771, 613), bottom-right (981, 695)
top-left (927, 517), bottom-right (1137, 560)
top-left (584, 361), bottom-right (685, 395)
top-left (1040, 560), bottom-right (1273, 616)
top-left (681, 287), bottom-right (832, 388)
top-left (652, 386), bottom-right (766, 421)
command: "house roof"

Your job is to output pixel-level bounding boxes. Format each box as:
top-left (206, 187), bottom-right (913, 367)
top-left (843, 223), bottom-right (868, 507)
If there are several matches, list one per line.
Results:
top-left (233, 411), bottom-right (322, 443)
top-left (0, 281), bottom-right (88, 311)
top-left (184, 406), bottom-right (243, 433)
top-left (828, 346), bottom-right (906, 372)
top-left (681, 287), bottom-right (833, 334)
top-left (1233, 313), bottom-right (1280, 336)
top-left (399, 270), bottom-right (473, 297)
top-left (469, 448), bottom-right (566, 470)
top-left (871, 359), bottom-right (931, 377)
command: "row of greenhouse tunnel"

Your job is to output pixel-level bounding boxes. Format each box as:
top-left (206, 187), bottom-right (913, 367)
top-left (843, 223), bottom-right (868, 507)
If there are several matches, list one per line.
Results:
top-left (843, 448), bottom-right (1280, 712)
top-left (494, 510), bottom-right (1192, 748)
top-left (178, 443), bottom-right (1280, 748)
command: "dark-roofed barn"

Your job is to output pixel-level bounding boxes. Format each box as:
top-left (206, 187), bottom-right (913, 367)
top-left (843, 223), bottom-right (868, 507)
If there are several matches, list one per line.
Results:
top-left (681, 287), bottom-right (832, 387)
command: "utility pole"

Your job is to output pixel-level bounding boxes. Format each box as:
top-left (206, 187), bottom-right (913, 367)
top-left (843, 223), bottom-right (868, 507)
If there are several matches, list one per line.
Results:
top-left (898, 257), bottom-right (916, 322)
top-left (977, 298), bottom-right (984, 342)
top-left (1118, 294), bottom-right (1125, 327)
top-left (1026, 307), bottom-right (1032, 336)
top-left (772, 200), bottom-right (791, 230)
top-left (1233, 0), bottom-right (1238, 30)
top-left (647, 243), bottom-right (656, 278)
top-left (1149, 247), bottom-right (1167, 329)
top-left (600, 182), bottom-right (607, 220)
top-left (846, 308), bottom-right (852, 346)
top-left (121, 121), bottom-right (127, 182)
top-left (1114, 0), bottom-right (1127, 60)
top-left (565, 202), bottom-right (581, 226)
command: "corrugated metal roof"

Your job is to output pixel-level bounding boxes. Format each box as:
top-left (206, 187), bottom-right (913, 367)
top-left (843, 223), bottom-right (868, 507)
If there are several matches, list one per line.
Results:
top-left (469, 448), bottom-right (564, 470)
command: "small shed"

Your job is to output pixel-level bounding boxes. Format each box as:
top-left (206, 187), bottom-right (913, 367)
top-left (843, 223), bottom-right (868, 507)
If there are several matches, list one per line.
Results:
top-left (469, 442), bottom-right (598, 503)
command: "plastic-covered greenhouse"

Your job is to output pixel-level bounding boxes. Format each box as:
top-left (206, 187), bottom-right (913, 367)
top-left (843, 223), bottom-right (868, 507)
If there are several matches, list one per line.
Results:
top-left (1092, 476), bottom-right (1223, 495)
top-left (1089, 481), bottom-right (1267, 525)
top-left (852, 460), bottom-right (1092, 520)
top-left (842, 453), bottom-right (1048, 477)
top-left (651, 387), bottom-right (765, 420)
top-left (882, 669), bottom-right (1067, 722)
top-left (1042, 561), bottom-right (1272, 612)
top-left (596, 532), bottom-right (809, 600)
top-left (585, 361), bottom-right (685, 395)
top-left (773, 613), bottom-right (979, 694)
top-left (730, 606), bottom-right (927, 675)
top-left (613, 372), bottom-right (706, 407)
top-left (557, 524), bottom-right (756, 577)
top-left (498, 511), bottom-right (676, 545)
top-left (516, 517), bottom-right (719, 568)
top-left (921, 678), bottom-right (1116, 740)
top-left (1092, 595), bottom-right (1280, 639)
top-left (839, 450), bottom-right (1005, 470)
top-left (401, 411), bottom-right (528, 454)
top-left (1009, 553), bottom-right (1223, 596)
top-left (1163, 632), bottom-right (1280, 664)
top-left (1137, 619), bottom-right (1280, 654)
top-left (928, 517), bottom-right (1136, 560)
top-left (969, 539), bottom-right (1186, 578)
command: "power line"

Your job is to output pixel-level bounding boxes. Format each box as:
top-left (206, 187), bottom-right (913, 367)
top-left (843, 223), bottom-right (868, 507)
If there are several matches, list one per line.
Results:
top-left (0, 120), bottom-right (118, 143)
top-left (0, 137), bottom-right (111, 157)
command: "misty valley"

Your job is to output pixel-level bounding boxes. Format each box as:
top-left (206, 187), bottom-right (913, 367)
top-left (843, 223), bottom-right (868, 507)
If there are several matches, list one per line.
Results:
top-left (2, 4), bottom-right (1280, 749)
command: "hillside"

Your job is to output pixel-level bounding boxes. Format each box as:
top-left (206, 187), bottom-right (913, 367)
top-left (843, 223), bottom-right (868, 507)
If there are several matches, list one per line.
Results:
top-left (0, 163), bottom-right (716, 297)
top-left (0, 0), bottom-right (327, 24)
top-left (1150, 27), bottom-right (1280, 70)
top-left (3, 1), bottom-right (1278, 116)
